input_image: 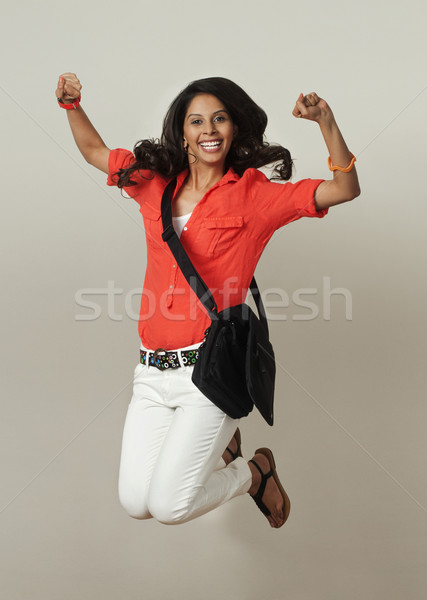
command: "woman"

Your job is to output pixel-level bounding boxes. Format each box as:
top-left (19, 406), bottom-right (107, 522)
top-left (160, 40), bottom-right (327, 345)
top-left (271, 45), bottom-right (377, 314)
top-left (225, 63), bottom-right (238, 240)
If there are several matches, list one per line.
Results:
top-left (56, 74), bottom-right (360, 529)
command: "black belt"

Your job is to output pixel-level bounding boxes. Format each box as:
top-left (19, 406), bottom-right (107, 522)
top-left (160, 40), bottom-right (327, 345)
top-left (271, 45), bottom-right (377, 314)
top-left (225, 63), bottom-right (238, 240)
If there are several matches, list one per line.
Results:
top-left (140, 347), bottom-right (200, 371)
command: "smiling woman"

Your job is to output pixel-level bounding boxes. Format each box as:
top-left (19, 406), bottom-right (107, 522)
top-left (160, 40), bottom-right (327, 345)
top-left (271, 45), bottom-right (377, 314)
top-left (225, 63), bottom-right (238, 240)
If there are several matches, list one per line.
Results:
top-left (184, 97), bottom-right (236, 160)
top-left (56, 72), bottom-right (360, 530)
top-left (115, 77), bottom-right (295, 186)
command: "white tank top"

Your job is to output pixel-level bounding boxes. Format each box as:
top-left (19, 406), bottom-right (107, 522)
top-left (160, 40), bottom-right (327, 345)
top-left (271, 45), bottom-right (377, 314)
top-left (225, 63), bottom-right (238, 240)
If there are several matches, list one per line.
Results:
top-left (172, 212), bottom-right (192, 238)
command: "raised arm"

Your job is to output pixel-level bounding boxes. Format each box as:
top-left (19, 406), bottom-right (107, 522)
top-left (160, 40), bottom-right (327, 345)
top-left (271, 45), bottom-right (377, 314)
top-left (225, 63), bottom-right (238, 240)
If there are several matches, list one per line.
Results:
top-left (292, 92), bottom-right (361, 210)
top-left (56, 73), bottom-right (110, 174)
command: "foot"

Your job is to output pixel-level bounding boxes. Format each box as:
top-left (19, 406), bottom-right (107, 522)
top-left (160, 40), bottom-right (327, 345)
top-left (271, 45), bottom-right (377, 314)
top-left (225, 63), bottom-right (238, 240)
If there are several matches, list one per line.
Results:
top-left (222, 428), bottom-right (242, 466)
top-left (248, 452), bottom-right (287, 528)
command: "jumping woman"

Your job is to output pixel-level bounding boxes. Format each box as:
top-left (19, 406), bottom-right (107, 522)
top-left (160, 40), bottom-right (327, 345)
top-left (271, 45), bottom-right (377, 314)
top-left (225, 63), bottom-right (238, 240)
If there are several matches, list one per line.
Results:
top-left (56, 73), bottom-right (360, 528)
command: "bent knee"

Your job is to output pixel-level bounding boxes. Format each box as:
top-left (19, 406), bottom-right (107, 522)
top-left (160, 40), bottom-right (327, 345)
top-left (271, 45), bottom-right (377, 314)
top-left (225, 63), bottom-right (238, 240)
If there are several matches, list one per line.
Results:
top-left (147, 496), bottom-right (190, 525)
top-left (119, 490), bottom-right (151, 520)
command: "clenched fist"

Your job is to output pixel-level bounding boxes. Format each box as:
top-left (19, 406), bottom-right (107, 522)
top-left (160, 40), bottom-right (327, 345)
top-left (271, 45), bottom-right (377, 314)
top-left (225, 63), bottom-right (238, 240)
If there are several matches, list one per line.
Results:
top-left (292, 92), bottom-right (334, 124)
top-left (56, 73), bottom-right (82, 102)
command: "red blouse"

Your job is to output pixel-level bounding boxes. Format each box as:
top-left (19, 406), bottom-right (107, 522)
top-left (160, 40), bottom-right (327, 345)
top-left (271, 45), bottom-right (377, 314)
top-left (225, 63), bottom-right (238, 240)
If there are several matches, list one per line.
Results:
top-left (107, 148), bottom-right (328, 350)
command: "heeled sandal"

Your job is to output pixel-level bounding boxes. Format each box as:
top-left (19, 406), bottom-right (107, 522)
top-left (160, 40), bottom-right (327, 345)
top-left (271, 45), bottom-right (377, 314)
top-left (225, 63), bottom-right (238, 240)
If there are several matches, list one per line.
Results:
top-left (249, 447), bottom-right (291, 527)
top-left (225, 427), bottom-right (242, 461)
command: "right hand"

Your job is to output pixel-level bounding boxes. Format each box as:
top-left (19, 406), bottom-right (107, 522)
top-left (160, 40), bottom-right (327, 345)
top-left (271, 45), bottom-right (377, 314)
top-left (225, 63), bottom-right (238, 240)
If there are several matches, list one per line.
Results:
top-left (56, 73), bottom-right (82, 102)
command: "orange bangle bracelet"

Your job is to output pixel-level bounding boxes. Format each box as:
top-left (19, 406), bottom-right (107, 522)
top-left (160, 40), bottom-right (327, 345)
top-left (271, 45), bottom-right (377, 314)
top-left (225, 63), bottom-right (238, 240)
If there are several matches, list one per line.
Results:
top-left (328, 153), bottom-right (356, 173)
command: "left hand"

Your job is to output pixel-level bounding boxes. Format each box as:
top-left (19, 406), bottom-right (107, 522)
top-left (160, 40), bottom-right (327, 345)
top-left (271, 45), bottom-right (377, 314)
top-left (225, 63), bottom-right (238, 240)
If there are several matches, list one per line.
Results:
top-left (292, 92), bottom-right (333, 124)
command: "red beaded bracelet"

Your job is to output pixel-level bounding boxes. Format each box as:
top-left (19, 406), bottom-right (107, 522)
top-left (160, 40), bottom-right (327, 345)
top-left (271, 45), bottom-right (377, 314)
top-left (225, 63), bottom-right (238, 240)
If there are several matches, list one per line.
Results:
top-left (57, 95), bottom-right (81, 110)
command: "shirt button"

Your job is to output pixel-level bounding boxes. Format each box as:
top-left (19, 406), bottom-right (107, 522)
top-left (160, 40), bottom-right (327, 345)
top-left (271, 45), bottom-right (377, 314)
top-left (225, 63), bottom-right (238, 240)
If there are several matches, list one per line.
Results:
top-left (172, 264), bottom-right (176, 268)
top-left (183, 226), bottom-right (188, 231)
top-left (170, 285), bottom-right (173, 288)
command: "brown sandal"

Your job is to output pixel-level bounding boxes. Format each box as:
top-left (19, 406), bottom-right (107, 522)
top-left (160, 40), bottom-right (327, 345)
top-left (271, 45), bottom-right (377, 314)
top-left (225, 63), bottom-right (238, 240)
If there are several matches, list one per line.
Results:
top-left (249, 447), bottom-right (291, 527)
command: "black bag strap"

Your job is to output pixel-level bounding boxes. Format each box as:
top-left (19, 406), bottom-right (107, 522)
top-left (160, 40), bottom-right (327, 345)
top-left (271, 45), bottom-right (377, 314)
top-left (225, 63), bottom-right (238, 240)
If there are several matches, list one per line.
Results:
top-left (161, 177), bottom-right (269, 333)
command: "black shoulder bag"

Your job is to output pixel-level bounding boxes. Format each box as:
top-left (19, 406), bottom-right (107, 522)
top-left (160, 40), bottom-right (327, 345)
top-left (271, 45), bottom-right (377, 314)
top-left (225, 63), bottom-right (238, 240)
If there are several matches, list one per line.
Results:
top-left (161, 178), bottom-right (275, 426)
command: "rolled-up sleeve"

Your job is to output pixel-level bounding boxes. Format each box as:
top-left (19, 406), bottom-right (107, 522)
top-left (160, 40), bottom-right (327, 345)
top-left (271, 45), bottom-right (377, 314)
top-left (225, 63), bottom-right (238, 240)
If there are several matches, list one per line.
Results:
top-left (106, 148), bottom-right (136, 186)
top-left (249, 169), bottom-right (328, 232)
top-left (106, 148), bottom-right (156, 204)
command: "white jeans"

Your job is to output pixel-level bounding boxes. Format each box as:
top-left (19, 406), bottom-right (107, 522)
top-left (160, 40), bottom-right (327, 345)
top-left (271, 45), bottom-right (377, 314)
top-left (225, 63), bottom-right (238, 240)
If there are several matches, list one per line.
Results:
top-left (118, 350), bottom-right (252, 525)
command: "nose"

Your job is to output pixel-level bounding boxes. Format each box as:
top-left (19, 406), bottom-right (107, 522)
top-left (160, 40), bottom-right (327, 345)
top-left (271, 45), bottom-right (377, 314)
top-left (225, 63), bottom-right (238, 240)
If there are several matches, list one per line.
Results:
top-left (203, 120), bottom-right (217, 136)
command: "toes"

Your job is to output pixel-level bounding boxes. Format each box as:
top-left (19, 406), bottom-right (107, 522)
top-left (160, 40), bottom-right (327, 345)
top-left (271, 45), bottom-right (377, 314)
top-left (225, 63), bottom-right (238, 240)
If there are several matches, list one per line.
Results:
top-left (250, 452), bottom-right (287, 528)
top-left (267, 510), bottom-right (280, 528)
top-left (266, 487), bottom-right (285, 527)
top-left (273, 505), bottom-right (284, 524)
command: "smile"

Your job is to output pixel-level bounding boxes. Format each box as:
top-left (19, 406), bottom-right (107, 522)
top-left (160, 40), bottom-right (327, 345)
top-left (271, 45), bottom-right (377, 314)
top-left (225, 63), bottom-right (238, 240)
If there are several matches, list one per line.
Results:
top-left (199, 140), bottom-right (223, 152)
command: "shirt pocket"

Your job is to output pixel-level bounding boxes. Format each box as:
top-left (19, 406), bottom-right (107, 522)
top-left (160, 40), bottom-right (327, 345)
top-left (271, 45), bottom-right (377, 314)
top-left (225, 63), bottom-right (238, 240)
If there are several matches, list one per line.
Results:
top-left (139, 203), bottom-right (162, 249)
top-left (200, 216), bottom-right (244, 257)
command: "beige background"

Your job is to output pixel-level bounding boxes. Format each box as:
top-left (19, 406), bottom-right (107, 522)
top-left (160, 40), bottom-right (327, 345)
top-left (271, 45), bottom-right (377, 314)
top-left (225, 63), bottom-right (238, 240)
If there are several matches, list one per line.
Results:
top-left (1, 0), bottom-right (426, 598)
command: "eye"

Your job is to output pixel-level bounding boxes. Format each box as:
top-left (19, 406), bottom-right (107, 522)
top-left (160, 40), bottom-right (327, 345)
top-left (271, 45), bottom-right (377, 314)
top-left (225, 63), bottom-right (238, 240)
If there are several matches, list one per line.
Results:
top-left (190, 119), bottom-right (203, 125)
top-left (214, 115), bottom-right (226, 122)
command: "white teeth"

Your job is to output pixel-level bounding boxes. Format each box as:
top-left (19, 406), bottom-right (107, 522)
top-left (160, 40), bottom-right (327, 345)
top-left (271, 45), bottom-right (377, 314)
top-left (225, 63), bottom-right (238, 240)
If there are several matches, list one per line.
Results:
top-left (200, 141), bottom-right (222, 147)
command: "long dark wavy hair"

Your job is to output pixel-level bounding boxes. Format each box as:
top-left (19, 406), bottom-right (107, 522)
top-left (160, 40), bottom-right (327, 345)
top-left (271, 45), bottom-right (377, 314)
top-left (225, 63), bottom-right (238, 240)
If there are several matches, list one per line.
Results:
top-left (115, 77), bottom-right (294, 189)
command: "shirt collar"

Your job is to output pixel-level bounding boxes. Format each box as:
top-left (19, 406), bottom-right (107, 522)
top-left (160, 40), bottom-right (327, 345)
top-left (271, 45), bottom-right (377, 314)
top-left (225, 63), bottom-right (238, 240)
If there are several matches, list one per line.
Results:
top-left (220, 167), bottom-right (240, 186)
top-left (175, 167), bottom-right (240, 191)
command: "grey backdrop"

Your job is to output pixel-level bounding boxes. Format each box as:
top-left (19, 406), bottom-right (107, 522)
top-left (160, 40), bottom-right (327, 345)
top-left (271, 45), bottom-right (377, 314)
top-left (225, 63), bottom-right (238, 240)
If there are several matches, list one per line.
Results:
top-left (1, 1), bottom-right (426, 599)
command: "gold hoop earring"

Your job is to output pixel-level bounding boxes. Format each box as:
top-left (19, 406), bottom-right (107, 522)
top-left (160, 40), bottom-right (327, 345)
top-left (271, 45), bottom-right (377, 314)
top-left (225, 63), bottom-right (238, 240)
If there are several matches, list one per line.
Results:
top-left (186, 149), bottom-right (198, 165)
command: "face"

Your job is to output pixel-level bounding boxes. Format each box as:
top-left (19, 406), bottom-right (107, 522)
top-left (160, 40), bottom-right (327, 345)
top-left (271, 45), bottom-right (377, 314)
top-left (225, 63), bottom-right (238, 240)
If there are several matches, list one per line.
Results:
top-left (182, 93), bottom-right (237, 170)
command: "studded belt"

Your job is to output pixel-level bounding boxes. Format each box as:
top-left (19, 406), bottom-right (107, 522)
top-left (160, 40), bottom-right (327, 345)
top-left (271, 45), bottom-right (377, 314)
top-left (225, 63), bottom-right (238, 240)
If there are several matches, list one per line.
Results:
top-left (140, 347), bottom-right (200, 371)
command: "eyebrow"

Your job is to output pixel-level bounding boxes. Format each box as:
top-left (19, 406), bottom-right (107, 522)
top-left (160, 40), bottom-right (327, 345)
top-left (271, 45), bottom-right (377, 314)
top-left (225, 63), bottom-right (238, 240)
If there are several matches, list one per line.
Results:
top-left (187, 109), bottom-right (228, 119)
